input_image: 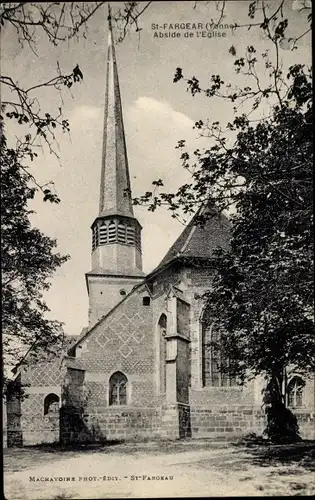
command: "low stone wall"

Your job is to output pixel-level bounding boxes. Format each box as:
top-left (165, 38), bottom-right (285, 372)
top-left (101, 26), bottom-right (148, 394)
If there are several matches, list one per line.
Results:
top-left (9, 402), bottom-right (313, 446)
top-left (159, 406), bottom-right (179, 439)
top-left (20, 414), bottom-right (59, 446)
top-left (190, 405), bottom-right (265, 438)
top-left (60, 404), bottom-right (193, 443)
top-left (60, 407), bottom-right (163, 444)
top-left (190, 386), bottom-right (255, 406)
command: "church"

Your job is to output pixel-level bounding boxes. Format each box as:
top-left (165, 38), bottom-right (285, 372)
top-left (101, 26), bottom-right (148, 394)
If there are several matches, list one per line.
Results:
top-left (5, 12), bottom-right (314, 447)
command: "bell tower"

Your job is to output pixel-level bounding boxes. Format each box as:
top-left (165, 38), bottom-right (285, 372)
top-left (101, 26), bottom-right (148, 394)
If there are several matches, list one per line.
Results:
top-left (86, 5), bottom-right (145, 326)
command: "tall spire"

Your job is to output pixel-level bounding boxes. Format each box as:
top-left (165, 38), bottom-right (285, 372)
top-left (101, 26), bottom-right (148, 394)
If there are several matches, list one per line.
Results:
top-left (86, 4), bottom-right (143, 326)
top-left (99, 3), bottom-right (134, 217)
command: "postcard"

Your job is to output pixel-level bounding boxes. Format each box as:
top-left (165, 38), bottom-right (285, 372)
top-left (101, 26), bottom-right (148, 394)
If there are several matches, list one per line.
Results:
top-left (2, 1), bottom-right (313, 498)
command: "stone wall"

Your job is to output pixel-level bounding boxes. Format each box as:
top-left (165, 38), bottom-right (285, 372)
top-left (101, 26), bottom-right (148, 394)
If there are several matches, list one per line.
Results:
top-left (190, 384), bottom-right (256, 406)
top-left (79, 408), bottom-right (162, 442)
top-left (59, 405), bottom-right (190, 443)
top-left (178, 404), bottom-right (192, 438)
top-left (6, 357), bottom-right (66, 447)
top-left (190, 406), bottom-right (315, 440)
top-left (191, 405), bottom-right (265, 438)
top-left (75, 286), bottom-right (158, 406)
top-left (21, 412), bottom-right (59, 446)
top-left (60, 367), bottom-right (89, 444)
top-left (18, 386), bottom-right (62, 446)
top-left (87, 274), bottom-right (144, 326)
top-left (159, 404), bottom-right (192, 439)
top-left (6, 394), bottom-right (22, 447)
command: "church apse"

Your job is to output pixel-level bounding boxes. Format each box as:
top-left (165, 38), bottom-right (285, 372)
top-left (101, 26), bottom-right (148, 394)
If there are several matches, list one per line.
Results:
top-left (8, 6), bottom-right (314, 447)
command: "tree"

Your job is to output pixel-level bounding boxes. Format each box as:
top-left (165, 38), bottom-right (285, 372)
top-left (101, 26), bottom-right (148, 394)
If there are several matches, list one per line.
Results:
top-left (133, 0), bottom-right (313, 441)
top-left (1, 127), bottom-right (70, 372)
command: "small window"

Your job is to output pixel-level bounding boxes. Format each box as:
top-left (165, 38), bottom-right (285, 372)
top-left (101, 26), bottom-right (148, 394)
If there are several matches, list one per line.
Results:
top-left (120, 289), bottom-right (126, 296)
top-left (44, 393), bottom-right (60, 415)
top-left (143, 296), bottom-right (150, 306)
top-left (109, 371), bottom-right (128, 406)
top-left (287, 377), bottom-right (305, 408)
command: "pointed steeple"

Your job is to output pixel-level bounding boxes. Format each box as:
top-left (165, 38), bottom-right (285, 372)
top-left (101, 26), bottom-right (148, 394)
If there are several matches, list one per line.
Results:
top-left (99, 4), bottom-right (134, 217)
top-left (86, 5), bottom-right (144, 326)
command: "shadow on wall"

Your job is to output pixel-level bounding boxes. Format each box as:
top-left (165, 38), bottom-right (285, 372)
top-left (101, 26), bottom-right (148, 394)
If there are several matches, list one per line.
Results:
top-left (59, 405), bottom-right (107, 445)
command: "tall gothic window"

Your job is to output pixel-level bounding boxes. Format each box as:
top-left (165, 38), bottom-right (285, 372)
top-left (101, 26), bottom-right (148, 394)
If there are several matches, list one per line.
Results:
top-left (109, 371), bottom-right (128, 406)
top-left (159, 314), bottom-right (167, 394)
top-left (202, 311), bottom-right (237, 387)
top-left (287, 377), bottom-right (305, 408)
top-left (44, 393), bottom-right (60, 415)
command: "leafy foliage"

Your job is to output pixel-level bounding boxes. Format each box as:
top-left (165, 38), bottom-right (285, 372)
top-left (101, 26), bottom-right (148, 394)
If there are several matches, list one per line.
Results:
top-left (1, 128), bottom-right (70, 369)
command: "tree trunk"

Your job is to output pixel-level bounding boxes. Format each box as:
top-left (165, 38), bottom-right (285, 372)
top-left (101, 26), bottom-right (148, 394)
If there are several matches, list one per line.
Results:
top-left (264, 368), bottom-right (301, 443)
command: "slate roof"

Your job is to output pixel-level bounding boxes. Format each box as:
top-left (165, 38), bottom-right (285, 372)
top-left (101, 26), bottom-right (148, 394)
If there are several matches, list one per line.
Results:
top-left (97, 8), bottom-right (134, 219)
top-left (11, 334), bottom-right (78, 376)
top-left (155, 202), bottom-right (231, 271)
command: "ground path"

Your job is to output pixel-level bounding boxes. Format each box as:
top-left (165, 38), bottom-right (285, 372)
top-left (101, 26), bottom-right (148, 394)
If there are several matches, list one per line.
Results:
top-left (4, 439), bottom-right (315, 498)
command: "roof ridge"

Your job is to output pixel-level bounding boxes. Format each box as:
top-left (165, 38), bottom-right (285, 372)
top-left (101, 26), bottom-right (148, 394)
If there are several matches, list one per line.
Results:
top-left (68, 278), bottom-right (147, 352)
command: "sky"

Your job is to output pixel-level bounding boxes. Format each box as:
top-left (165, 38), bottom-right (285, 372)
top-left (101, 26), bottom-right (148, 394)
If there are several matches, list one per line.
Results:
top-left (2, 0), bottom-right (311, 336)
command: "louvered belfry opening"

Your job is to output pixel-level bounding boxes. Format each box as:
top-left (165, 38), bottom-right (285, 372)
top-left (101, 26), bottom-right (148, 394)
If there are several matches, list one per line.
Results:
top-left (92, 216), bottom-right (141, 252)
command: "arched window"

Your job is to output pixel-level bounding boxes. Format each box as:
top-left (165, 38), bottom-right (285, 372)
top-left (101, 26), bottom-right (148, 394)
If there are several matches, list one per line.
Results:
top-left (287, 377), bottom-right (305, 408)
top-left (201, 311), bottom-right (237, 387)
top-left (109, 371), bottom-right (128, 406)
top-left (159, 314), bottom-right (167, 394)
top-left (44, 393), bottom-right (60, 415)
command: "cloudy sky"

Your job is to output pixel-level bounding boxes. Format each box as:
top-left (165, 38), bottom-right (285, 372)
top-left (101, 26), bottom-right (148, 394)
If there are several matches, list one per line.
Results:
top-left (2, 0), bottom-right (311, 336)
